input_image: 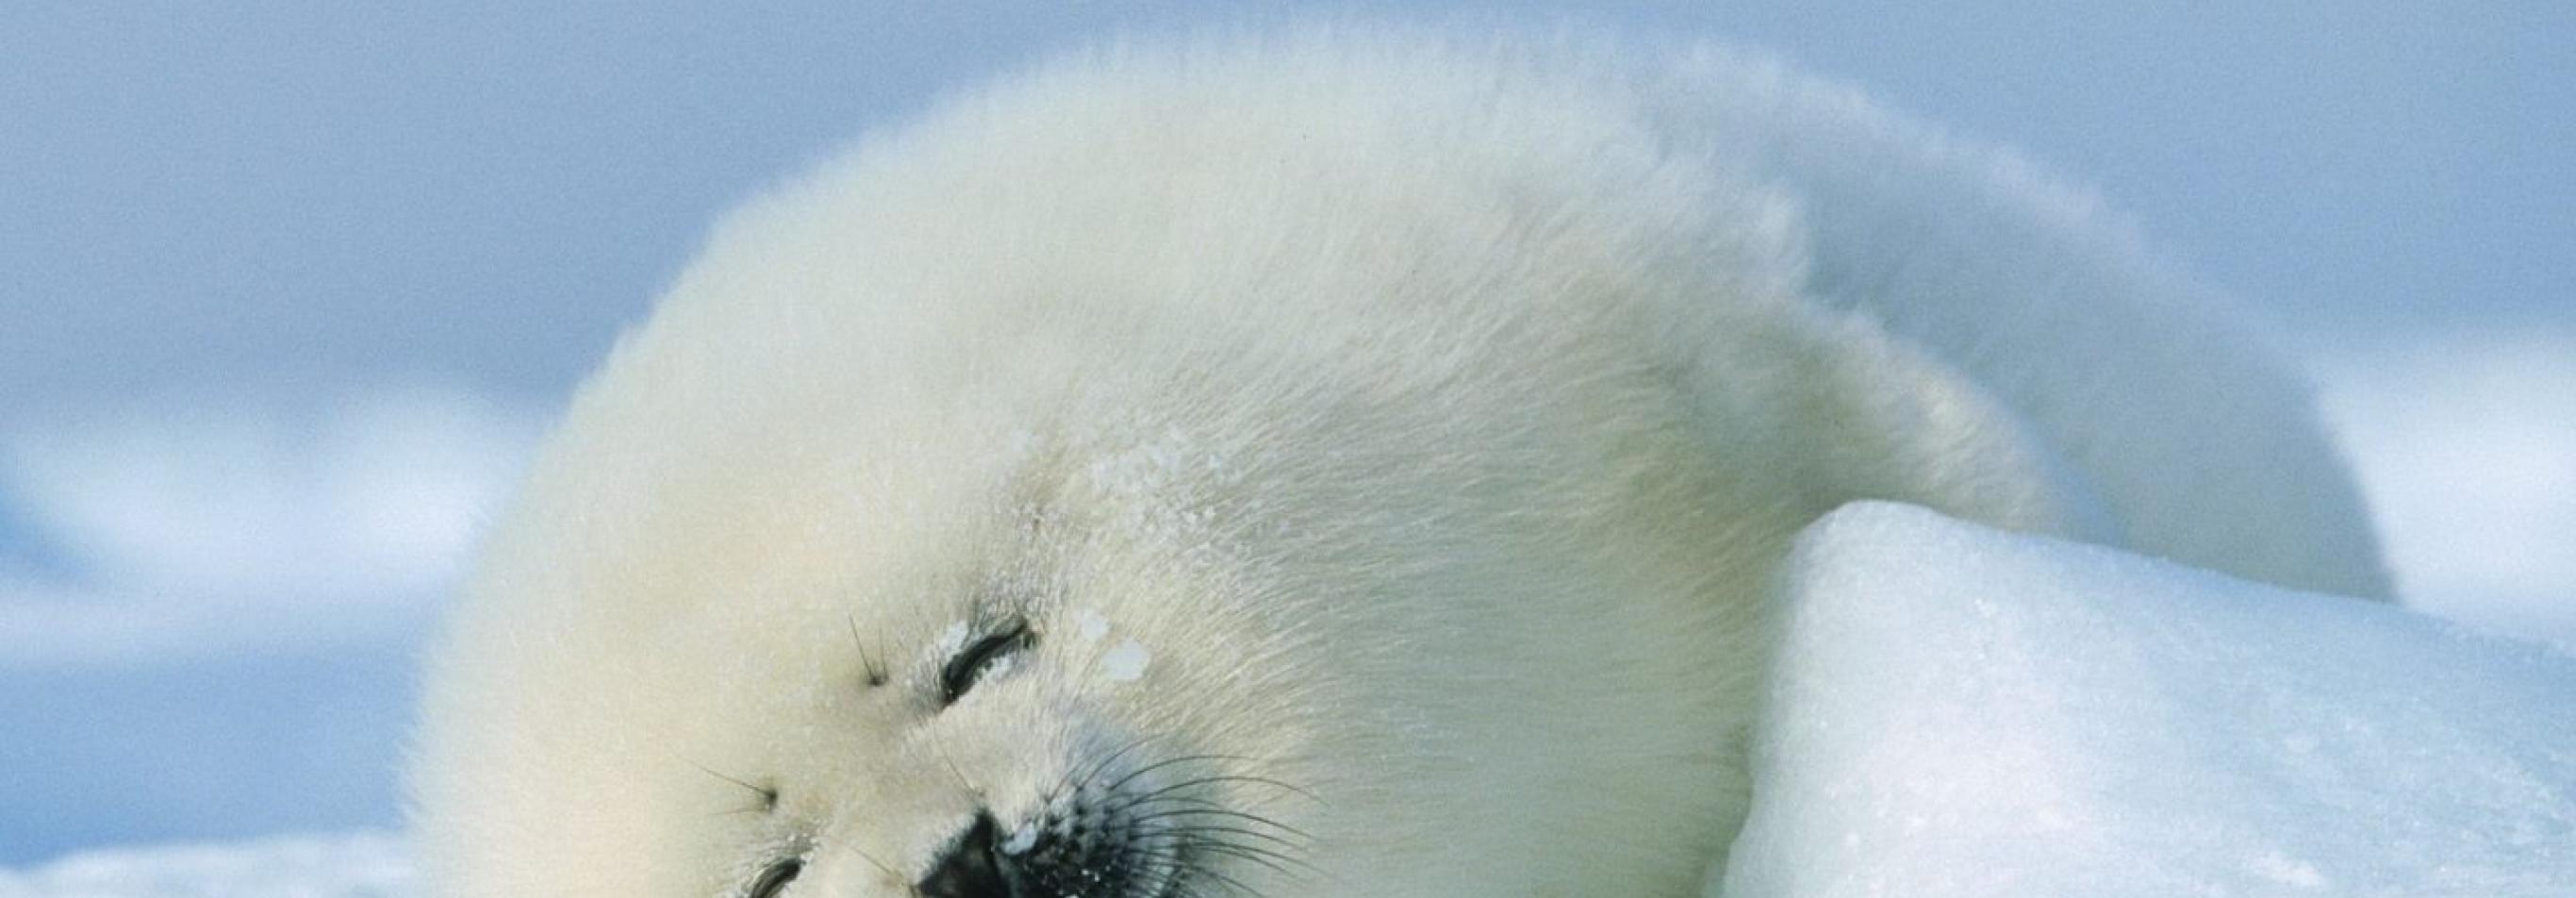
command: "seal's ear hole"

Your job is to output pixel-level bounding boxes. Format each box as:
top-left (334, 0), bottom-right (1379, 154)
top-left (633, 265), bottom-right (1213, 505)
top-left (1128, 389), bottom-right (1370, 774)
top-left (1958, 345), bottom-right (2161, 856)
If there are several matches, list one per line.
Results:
top-left (940, 619), bottom-right (1035, 706)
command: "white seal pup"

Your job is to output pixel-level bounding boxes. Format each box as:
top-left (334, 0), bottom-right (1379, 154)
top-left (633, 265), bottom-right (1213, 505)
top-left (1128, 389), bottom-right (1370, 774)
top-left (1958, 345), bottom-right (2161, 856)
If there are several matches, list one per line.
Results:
top-left (409, 28), bottom-right (2388, 898)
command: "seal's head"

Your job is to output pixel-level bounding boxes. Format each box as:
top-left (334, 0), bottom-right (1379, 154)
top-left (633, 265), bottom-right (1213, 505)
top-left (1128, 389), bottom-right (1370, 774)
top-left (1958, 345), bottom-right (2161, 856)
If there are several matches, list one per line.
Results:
top-left (407, 348), bottom-right (1782, 898)
top-left (407, 324), bottom-right (1780, 898)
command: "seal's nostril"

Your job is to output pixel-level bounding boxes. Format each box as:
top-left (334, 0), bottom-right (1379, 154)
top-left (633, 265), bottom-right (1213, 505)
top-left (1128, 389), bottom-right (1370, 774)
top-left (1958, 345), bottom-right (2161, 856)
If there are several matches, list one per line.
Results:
top-left (916, 813), bottom-right (1014, 898)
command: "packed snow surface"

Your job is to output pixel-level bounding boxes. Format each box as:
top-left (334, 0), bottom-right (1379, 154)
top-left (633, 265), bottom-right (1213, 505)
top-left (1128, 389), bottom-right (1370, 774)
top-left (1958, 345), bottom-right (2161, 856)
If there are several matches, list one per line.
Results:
top-left (1723, 503), bottom-right (2576, 897)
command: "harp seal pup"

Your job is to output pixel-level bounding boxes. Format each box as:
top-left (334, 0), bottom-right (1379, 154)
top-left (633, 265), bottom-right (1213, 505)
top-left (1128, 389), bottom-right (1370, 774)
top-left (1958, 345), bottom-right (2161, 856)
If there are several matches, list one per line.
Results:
top-left (408, 27), bottom-right (2388, 898)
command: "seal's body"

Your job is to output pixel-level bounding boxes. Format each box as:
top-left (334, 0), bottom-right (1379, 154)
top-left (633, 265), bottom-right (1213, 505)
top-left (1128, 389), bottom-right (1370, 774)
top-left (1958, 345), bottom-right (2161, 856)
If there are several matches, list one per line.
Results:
top-left (411, 30), bottom-right (2385, 898)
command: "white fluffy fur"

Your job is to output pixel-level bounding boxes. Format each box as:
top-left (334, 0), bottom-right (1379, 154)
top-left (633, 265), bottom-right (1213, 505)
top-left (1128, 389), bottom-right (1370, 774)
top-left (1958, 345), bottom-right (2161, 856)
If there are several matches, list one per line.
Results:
top-left (410, 28), bottom-right (2388, 898)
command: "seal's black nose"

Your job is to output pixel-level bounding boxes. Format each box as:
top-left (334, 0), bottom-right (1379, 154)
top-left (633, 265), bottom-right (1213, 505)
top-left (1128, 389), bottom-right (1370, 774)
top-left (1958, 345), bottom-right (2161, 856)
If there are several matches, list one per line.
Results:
top-left (917, 813), bottom-right (1014, 898)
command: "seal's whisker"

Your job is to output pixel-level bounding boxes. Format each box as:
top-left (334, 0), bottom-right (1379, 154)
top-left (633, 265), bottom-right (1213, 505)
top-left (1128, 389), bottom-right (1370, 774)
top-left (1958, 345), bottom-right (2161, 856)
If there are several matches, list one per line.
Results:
top-left (1131, 853), bottom-right (1265, 898)
top-left (1176, 839), bottom-right (1314, 882)
top-left (836, 840), bottom-right (903, 881)
top-left (1132, 829), bottom-right (1315, 878)
top-left (927, 738), bottom-right (981, 797)
top-left (676, 754), bottom-right (777, 814)
top-left (1144, 818), bottom-right (1311, 853)
top-left (1178, 859), bottom-right (1270, 898)
top-left (1127, 773), bottom-right (1322, 806)
top-left (1123, 803), bottom-right (1315, 841)
top-left (1059, 733), bottom-right (1163, 800)
top-left (847, 613), bottom-right (889, 686)
top-left (1103, 752), bottom-right (1256, 793)
top-left (1168, 829), bottom-right (1318, 875)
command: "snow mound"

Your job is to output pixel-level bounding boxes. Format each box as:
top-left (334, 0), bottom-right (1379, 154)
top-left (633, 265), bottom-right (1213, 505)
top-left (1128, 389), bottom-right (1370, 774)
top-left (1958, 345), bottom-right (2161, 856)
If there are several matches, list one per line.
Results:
top-left (1724, 502), bottom-right (2576, 897)
top-left (0, 831), bottom-right (412, 898)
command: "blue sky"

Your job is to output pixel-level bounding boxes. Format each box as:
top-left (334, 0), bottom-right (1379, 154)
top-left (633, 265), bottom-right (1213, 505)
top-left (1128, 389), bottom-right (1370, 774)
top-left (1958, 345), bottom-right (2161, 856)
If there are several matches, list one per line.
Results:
top-left (2, 1), bottom-right (2568, 864)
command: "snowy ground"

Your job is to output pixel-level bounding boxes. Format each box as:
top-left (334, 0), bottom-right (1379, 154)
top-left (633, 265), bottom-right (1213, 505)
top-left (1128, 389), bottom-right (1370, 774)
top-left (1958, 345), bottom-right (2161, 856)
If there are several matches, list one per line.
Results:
top-left (9, 505), bottom-right (2568, 896)
top-left (1726, 504), bottom-right (2576, 897)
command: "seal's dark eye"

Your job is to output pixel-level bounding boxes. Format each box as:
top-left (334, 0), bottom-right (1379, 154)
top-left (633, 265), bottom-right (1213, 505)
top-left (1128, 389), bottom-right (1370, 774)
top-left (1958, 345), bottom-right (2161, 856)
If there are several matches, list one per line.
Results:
top-left (941, 620), bottom-right (1033, 705)
top-left (747, 857), bottom-right (801, 898)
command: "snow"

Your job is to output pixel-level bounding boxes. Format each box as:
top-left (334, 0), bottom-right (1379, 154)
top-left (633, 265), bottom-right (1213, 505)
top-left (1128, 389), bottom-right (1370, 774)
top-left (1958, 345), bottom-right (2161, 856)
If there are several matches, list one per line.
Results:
top-left (0, 832), bottom-right (413, 898)
top-left (1099, 638), bottom-right (1152, 684)
top-left (1000, 820), bottom-right (1040, 856)
top-left (1074, 607), bottom-right (1113, 643)
top-left (1723, 502), bottom-right (2576, 898)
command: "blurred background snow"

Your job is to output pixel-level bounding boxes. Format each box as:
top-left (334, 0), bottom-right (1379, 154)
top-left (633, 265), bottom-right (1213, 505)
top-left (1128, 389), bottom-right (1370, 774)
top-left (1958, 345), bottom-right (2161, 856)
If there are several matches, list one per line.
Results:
top-left (2, 0), bottom-right (2568, 874)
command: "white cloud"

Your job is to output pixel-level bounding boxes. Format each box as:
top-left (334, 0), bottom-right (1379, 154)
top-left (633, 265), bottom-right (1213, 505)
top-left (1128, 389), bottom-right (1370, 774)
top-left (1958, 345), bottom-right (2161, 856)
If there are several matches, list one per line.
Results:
top-left (0, 830), bottom-right (413, 898)
top-left (0, 386), bottom-right (543, 668)
top-left (2316, 327), bottom-right (2576, 651)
